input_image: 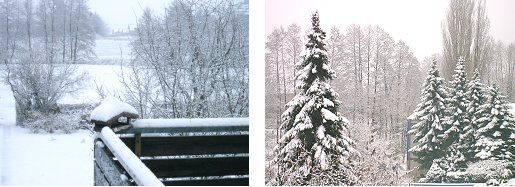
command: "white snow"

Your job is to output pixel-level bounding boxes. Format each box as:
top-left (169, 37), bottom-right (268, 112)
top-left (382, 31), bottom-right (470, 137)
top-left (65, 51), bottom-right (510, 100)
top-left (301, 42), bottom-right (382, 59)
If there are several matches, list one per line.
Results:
top-left (59, 64), bottom-right (130, 105)
top-left (120, 174), bottom-right (129, 182)
top-left (508, 103), bottom-right (515, 115)
top-left (99, 127), bottom-right (163, 186)
top-left (317, 125), bottom-right (325, 140)
top-left (0, 38), bottom-right (137, 185)
top-left (475, 150), bottom-right (491, 159)
top-left (322, 98), bottom-right (334, 107)
top-left (321, 108), bottom-right (338, 122)
top-left (0, 81), bottom-right (93, 185)
top-left (94, 37), bottom-right (132, 62)
top-left (133, 118), bottom-right (249, 128)
top-left (407, 111), bottom-right (419, 120)
top-left (90, 96), bottom-right (138, 122)
top-left (506, 178), bottom-right (515, 186)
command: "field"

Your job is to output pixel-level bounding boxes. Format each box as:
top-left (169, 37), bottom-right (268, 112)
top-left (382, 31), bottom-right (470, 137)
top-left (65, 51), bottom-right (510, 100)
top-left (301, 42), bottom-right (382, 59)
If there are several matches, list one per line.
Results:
top-left (0, 37), bottom-right (131, 185)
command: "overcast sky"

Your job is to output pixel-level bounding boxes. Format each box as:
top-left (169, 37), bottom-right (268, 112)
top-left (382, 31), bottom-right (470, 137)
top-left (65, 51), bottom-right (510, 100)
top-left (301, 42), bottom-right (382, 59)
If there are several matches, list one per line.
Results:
top-left (266, 0), bottom-right (515, 61)
top-left (88, 0), bottom-right (168, 32)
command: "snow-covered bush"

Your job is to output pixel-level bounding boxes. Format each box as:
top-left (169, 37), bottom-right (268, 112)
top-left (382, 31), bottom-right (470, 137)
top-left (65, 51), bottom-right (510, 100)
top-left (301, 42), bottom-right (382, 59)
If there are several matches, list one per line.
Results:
top-left (22, 111), bottom-right (82, 134)
top-left (466, 160), bottom-right (513, 183)
top-left (265, 162), bottom-right (277, 185)
top-left (351, 121), bottom-right (409, 185)
top-left (421, 159), bottom-right (513, 183)
top-left (419, 159), bottom-right (448, 183)
top-left (272, 165), bottom-right (358, 186)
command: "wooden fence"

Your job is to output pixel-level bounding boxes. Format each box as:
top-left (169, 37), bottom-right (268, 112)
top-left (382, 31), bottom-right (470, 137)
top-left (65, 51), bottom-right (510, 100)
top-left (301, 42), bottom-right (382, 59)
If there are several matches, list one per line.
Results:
top-left (93, 115), bottom-right (249, 186)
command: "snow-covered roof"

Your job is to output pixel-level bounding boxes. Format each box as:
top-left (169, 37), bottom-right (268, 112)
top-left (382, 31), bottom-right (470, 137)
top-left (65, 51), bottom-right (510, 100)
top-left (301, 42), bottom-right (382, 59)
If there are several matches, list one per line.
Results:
top-left (90, 97), bottom-right (139, 124)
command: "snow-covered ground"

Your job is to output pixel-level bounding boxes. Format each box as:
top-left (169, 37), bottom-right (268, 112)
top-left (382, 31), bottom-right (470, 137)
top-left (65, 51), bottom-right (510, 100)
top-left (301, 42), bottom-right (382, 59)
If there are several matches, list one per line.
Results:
top-left (59, 36), bottom-right (132, 105)
top-left (94, 36), bottom-right (132, 63)
top-left (0, 82), bottom-right (94, 185)
top-left (0, 37), bottom-right (131, 185)
top-left (59, 64), bottom-right (129, 105)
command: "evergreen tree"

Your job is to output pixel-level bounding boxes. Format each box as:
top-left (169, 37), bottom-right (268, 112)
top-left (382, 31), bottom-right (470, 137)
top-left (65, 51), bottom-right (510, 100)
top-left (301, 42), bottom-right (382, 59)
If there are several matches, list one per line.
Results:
top-left (408, 60), bottom-right (449, 170)
top-left (473, 85), bottom-right (515, 162)
top-left (462, 69), bottom-right (487, 162)
top-left (442, 57), bottom-right (469, 170)
top-left (272, 11), bottom-right (357, 185)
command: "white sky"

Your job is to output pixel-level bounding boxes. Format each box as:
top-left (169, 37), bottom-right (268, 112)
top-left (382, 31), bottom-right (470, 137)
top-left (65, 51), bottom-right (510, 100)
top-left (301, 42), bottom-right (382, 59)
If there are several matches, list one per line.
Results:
top-left (88, 0), bottom-right (168, 32)
top-left (266, 0), bottom-right (515, 61)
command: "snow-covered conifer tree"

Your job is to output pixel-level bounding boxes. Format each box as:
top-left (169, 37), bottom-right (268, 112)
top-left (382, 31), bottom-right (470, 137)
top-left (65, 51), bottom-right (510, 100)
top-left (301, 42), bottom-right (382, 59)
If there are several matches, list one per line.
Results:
top-left (473, 85), bottom-right (515, 162)
top-left (442, 57), bottom-right (469, 170)
top-left (272, 11), bottom-right (357, 185)
top-left (462, 69), bottom-right (487, 162)
top-left (408, 60), bottom-right (449, 170)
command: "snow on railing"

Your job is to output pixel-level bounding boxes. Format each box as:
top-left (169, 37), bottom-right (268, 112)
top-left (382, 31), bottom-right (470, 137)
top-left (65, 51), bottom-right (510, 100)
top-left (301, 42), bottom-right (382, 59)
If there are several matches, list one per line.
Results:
top-left (133, 118), bottom-right (248, 127)
top-left (121, 117), bottom-right (249, 134)
top-left (98, 127), bottom-right (164, 186)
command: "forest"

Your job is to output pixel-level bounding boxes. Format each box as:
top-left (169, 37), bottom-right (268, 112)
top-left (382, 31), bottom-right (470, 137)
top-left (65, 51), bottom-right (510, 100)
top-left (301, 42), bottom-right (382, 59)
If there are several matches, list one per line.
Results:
top-left (265, 0), bottom-right (514, 185)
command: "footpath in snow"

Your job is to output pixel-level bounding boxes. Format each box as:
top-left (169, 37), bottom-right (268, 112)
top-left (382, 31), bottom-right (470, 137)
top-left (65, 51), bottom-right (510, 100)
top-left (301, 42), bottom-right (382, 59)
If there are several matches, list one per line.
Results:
top-left (0, 83), bottom-right (93, 185)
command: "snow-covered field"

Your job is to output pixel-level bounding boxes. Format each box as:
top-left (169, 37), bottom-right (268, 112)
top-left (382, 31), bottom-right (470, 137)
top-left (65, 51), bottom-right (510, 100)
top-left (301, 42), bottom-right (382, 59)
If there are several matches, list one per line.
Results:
top-left (59, 64), bottom-right (129, 105)
top-left (94, 36), bottom-right (132, 63)
top-left (0, 37), bottom-right (132, 185)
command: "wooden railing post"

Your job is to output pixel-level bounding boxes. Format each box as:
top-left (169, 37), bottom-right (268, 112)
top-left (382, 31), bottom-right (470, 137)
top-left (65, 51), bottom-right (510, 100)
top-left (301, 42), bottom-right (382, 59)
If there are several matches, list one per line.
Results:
top-left (90, 98), bottom-right (141, 186)
top-left (135, 132), bottom-right (141, 158)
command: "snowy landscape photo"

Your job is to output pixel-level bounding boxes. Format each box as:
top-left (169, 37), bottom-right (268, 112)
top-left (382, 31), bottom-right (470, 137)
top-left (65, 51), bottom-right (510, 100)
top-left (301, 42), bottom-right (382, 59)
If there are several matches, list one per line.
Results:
top-left (265, 0), bottom-right (515, 185)
top-left (0, 0), bottom-right (248, 185)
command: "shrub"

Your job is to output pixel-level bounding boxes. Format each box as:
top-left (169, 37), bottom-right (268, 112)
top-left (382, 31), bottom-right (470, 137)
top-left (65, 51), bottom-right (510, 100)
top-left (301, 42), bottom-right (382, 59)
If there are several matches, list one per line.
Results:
top-left (419, 159), bottom-right (447, 183)
top-left (465, 160), bottom-right (513, 183)
top-left (420, 159), bottom-right (513, 183)
top-left (22, 111), bottom-right (83, 134)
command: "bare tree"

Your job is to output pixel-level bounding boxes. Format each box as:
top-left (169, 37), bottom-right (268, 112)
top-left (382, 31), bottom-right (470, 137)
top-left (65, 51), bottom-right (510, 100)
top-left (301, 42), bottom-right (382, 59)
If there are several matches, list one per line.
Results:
top-left (1, 0), bottom-right (93, 126)
top-left (442, 0), bottom-right (489, 80)
top-left (126, 0), bottom-right (248, 119)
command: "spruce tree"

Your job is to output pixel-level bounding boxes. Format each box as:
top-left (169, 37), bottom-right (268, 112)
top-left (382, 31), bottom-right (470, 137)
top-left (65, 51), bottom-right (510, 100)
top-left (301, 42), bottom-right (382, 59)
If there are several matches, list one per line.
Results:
top-left (473, 85), bottom-right (515, 162)
top-left (442, 57), bottom-right (469, 170)
top-left (409, 59), bottom-right (449, 170)
top-left (462, 69), bottom-right (487, 162)
top-left (272, 11), bottom-right (357, 185)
